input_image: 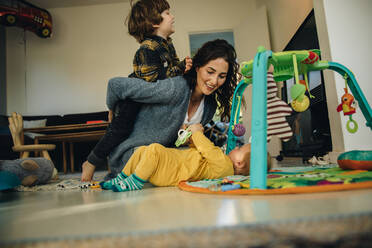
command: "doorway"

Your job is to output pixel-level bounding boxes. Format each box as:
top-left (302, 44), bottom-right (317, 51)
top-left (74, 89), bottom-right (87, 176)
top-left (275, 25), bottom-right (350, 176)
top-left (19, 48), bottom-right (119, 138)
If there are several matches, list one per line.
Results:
top-left (280, 9), bottom-right (332, 162)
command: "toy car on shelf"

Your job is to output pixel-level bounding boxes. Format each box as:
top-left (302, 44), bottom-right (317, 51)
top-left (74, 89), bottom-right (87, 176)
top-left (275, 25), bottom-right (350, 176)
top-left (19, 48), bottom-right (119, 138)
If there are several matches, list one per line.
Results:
top-left (0, 0), bottom-right (52, 38)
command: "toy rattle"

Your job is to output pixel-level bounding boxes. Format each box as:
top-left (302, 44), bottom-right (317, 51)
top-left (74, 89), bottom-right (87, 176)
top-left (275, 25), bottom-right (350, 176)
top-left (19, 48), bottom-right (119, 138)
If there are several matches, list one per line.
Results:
top-left (288, 51), bottom-right (318, 112)
top-left (57, 181), bottom-right (101, 190)
top-left (232, 123), bottom-right (246, 137)
top-left (337, 74), bottom-right (358, 133)
top-left (175, 128), bottom-right (192, 147)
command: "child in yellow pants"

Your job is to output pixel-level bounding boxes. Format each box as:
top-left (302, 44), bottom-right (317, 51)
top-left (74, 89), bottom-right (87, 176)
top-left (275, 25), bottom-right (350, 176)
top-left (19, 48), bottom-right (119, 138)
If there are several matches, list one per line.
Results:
top-left (100, 124), bottom-right (271, 192)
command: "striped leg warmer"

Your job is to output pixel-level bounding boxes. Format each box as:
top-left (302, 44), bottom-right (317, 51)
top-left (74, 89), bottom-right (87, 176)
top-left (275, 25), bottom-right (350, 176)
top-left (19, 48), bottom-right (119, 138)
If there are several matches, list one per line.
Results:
top-left (99, 172), bottom-right (127, 190)
top-left (112, 174), bottom-right (146, 192)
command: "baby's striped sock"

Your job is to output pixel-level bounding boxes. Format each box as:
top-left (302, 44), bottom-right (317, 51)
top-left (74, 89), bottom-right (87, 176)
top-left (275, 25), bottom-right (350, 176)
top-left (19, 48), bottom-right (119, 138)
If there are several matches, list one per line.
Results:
top-left (99, 172), bottom-right (127, 190)
top-left (112, 174), bottom-right (146, 192)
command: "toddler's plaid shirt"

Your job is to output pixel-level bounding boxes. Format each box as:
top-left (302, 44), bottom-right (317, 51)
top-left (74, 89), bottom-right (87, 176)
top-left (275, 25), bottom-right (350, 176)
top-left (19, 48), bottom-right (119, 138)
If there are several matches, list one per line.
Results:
top-left (129, 35), bottom-right (186, 82)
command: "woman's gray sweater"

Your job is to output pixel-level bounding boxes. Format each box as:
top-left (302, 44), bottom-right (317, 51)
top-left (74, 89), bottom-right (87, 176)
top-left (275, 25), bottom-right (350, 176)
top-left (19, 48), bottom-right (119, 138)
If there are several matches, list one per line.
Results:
top-left (104, 76), bottom-right (217, 176)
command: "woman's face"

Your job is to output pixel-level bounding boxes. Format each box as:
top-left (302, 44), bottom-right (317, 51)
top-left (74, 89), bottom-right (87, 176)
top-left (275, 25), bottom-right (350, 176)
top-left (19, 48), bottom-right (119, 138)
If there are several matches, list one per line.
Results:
top-left (195, 58), bottom-right (228, 95)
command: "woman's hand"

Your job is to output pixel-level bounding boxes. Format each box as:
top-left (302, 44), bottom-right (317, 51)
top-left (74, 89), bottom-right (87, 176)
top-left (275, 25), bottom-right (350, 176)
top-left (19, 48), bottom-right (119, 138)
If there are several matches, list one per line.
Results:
top-left (184, 56), bottom-right (192, 73)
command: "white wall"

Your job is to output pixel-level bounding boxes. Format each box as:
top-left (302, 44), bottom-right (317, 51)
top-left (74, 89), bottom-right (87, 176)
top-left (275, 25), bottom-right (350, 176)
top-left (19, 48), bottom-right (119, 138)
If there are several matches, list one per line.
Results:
top-left (169, 0), bottom-right (269, 64)
top-left (6, 3), bottom-right (135, 115)
top-left (259, 0), bottom-right (313, 51)
top-left (314, 0), bottom-right (372, 152)
top-left (5, 0), bottom-right (269, 116)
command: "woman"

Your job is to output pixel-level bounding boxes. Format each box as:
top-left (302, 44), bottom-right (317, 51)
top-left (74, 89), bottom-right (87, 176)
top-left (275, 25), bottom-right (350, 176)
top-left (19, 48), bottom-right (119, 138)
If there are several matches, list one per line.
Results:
top-left (82, 39), bottom-right (239, 181)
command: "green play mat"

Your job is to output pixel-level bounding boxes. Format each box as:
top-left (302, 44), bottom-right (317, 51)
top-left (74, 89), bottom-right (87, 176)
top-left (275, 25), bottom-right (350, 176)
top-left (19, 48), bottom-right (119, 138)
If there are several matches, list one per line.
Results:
top-left (178, 165), bottom-right (372, 195)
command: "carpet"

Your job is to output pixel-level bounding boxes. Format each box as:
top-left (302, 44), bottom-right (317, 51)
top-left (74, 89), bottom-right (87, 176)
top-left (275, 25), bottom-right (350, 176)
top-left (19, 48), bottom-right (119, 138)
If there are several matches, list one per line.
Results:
top-left (179, 164), bottom-right (372, 195)
top-left (15, 171), bottom-right (106, 192)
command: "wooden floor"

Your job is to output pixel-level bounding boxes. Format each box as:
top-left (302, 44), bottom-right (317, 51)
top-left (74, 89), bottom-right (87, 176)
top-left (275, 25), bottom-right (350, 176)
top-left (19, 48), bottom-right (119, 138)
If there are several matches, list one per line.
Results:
top-left (1, 160), bottom-right (372, 247)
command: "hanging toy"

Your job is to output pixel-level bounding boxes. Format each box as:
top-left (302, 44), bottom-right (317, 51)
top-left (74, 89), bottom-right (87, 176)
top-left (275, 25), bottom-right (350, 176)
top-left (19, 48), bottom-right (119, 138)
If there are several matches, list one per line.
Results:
top-left (299, 79), bottom-right (315, 99)
top-left (232, 123), bottom-right (246, 137)
top-left (337, 88), bottom-right (356, 115)
top-left (289, 54), bottom-right (310, 112)
top-left (337, 75), bottom-right (358, 133)
top-left (290, 88), bottom-right (310, 112)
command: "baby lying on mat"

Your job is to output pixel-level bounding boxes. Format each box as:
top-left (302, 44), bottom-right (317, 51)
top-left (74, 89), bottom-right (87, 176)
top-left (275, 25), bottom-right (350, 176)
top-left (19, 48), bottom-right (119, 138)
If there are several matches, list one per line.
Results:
top-left (100, 123), bottom-right (271, 192)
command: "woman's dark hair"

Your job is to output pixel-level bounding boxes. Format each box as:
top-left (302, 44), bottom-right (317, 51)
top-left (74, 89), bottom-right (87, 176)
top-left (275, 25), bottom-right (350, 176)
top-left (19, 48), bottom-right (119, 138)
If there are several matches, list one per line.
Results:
top-left (126, 0), bottom-right (170, 43)
top-left (184, 39), bottom-right (240, 121)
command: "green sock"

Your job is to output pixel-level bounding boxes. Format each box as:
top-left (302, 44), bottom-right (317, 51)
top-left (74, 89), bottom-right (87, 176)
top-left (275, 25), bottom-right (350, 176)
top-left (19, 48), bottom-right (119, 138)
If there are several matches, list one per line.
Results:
top-left (99, 172), bottom-right (127, 190)
top-left (112, 174), bottom-right (146, 192)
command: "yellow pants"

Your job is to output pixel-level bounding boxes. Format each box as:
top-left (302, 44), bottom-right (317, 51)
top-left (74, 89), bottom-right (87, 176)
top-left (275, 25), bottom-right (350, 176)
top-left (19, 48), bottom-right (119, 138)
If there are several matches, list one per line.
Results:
top-left (122, 143), bottom-right (201, 186)
top-left (122, 132), bottom-right (234, 186)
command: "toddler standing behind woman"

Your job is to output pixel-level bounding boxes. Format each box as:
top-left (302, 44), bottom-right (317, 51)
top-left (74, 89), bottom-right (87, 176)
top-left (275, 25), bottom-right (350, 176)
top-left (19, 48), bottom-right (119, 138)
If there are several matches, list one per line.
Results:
top-left (82, 0), bottom-right (192, 181)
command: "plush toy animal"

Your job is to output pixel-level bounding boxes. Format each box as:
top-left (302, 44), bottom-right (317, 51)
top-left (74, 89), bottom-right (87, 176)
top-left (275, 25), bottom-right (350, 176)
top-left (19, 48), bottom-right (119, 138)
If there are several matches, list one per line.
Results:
top-left (0, 158), bottom-right (57, 186)
top-left (266, 73), bottom-right (293, 142)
